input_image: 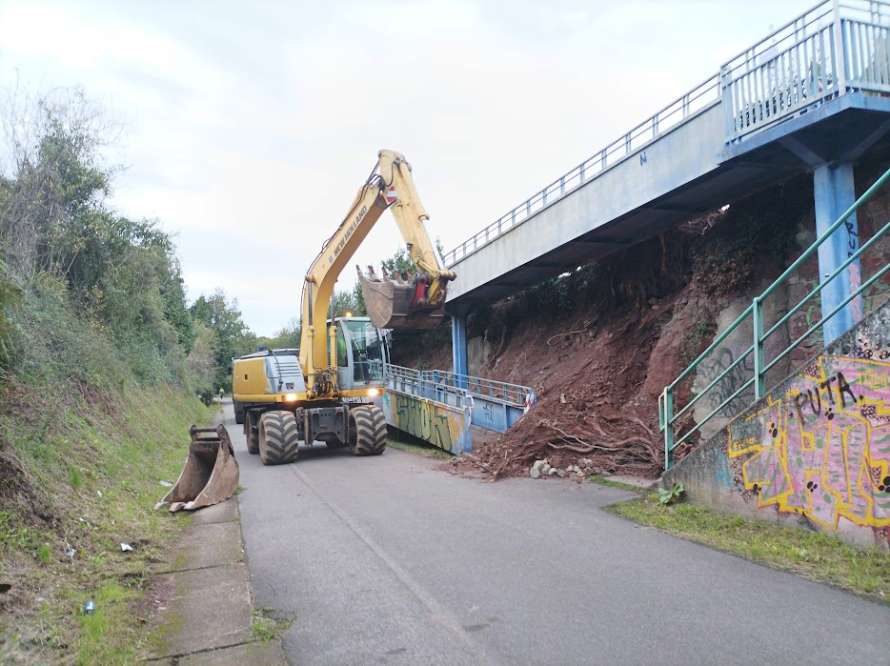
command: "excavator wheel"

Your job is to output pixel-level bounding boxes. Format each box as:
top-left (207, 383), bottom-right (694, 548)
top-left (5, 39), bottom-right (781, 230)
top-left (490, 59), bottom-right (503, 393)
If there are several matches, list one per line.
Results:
top-left (258, 410), bottom-right (300, 466)
top-left (349, 405), bottom-right (387, 456)
top-left (234, 400), bottom-right (245, 425)
top-left (244, 411), bottom-right (260, 455)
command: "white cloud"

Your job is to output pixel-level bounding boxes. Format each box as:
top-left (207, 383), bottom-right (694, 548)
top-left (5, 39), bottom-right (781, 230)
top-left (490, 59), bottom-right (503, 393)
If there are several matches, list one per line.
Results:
top-left (0, 0), bottom-right (817, 334)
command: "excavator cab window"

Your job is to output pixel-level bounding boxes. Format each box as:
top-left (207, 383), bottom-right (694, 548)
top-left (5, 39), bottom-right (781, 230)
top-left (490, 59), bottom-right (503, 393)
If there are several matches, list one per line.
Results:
top-left (341, 319), bottom-right (385, 384)
top-left (336, 327), bottom-right (348, 367)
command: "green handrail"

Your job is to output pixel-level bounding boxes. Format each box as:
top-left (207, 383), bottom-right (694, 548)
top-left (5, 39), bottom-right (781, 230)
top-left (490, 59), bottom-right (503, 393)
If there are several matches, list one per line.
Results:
top-left (661, 164), bottom-right (890, 469)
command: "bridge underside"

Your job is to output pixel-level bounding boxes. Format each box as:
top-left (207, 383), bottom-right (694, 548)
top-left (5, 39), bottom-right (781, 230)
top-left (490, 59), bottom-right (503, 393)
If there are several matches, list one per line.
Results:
top-left (447, 95), bottom-right (890, 309)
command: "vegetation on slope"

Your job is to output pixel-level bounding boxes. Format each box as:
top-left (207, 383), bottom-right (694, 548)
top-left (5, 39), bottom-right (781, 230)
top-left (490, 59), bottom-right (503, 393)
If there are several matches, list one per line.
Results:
top-left (0, 88), bottom-right (234, 662)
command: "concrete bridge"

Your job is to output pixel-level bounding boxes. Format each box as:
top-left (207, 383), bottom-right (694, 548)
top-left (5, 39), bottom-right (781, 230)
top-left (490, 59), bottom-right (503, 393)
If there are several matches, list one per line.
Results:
top-left (444, 0), bottom-right (890, 376)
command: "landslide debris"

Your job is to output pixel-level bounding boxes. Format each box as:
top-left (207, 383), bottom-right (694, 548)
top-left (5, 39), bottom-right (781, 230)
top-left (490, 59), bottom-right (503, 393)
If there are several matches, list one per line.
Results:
top-left (397, 162), bottom-right (890, 479)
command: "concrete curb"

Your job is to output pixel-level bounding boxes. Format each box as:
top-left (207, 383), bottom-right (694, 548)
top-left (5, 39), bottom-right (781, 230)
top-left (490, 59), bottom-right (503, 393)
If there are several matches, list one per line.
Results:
top-left (145, 500), bottom-right (286, 665)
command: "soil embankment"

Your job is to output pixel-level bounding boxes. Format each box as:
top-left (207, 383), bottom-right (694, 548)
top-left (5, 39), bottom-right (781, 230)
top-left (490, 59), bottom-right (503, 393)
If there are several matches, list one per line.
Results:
top-left (394, 157), bottom-right (890, 479)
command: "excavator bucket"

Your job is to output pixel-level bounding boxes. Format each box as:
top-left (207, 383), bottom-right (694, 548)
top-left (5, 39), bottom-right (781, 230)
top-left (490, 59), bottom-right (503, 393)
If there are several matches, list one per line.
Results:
top-left (157, 425), bottom-right (239, 512)
top-left (359, 269), bottom-right (446, 330)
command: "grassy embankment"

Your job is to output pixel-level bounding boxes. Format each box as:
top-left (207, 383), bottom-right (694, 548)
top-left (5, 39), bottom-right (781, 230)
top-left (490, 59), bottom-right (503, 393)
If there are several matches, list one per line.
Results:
top-left (0, 278), bottom-right (215, 664)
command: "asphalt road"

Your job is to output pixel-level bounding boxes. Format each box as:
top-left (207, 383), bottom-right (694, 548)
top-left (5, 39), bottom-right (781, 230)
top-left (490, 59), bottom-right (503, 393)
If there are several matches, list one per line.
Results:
top-left (226, 403), bottom-right (890, 665)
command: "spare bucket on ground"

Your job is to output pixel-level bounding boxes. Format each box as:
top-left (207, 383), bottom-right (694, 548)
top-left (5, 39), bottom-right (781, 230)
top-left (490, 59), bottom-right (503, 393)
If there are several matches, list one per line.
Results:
top-left (358, 268), bottom-right (446, 330)
top-left (157, 425), bottom-right (239, 512)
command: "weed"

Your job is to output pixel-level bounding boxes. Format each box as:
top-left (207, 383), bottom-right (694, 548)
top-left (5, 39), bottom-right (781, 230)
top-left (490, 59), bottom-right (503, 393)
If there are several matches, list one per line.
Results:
top-left (608, 494), bottom-right (890, 602)
top-left (36, 544), bottom-right (51, 565)
top-left (251, 608), bottom-right (293, 642)
top-left (657, 482), bottom-right (685, 505)
top-left (68, 466), bottom-right (83, 489)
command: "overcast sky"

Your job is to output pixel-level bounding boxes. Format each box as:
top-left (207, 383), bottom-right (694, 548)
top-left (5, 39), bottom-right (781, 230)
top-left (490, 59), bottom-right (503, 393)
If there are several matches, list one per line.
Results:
top-left (0, 0), bottom-right (814, 335)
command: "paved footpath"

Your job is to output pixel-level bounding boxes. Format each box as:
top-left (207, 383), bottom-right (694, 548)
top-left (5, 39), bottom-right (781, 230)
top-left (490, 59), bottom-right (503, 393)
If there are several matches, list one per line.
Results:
top-left (229, 403), bottom-right (889, 665)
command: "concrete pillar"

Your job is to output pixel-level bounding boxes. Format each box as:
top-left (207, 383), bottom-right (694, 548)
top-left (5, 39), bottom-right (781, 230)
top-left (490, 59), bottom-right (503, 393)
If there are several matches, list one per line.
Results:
top-left (813, 162), bottom-right (862, 344)
top-left (451, 315), bottom-right (468, 383)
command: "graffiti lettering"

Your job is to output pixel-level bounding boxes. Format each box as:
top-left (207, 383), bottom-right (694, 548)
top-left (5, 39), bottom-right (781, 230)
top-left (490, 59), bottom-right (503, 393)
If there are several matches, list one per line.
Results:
top-left (701, 347), bottom-right (754, 418)
top-left (383, 392), bottom-right (471, 455)
top-left (727, 356), bottom-right (890, 534)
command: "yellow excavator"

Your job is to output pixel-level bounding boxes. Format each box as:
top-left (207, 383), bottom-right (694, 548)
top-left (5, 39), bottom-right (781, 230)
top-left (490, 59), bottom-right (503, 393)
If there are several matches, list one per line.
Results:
top-left (230, 149), bottom-right (455, 465)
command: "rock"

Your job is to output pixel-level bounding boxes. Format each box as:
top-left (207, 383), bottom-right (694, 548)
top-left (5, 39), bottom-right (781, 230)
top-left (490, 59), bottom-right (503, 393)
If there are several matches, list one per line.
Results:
top-left (541, 463), bottom-right (552, 475)
top-left (555, 469), bottom-right (565, 478)
top-left (548, 467), bottom-right (560, 476)
top-left (530, 459), bottom-right (548, 479)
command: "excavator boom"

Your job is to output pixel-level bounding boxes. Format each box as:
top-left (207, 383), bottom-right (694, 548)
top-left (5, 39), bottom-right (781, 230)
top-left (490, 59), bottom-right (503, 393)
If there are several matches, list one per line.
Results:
top-left (300, 150), bottom-right (455, 394)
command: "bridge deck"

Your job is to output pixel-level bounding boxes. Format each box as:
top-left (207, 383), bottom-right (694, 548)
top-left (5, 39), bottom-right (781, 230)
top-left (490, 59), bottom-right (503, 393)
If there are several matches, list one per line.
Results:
top-left (444, 1), bottom-right (890, 308)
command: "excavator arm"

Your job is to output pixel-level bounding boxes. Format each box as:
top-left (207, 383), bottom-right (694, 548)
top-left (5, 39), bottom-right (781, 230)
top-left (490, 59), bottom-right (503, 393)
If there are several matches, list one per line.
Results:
top-left (299, 149), bottom-right (455, 395)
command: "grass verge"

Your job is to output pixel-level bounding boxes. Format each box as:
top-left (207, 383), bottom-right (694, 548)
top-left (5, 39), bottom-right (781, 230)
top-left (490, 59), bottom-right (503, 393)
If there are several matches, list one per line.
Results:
top-left (0, 382), bottom-right (215, 664)
top-left (607, 494), bottom-right (890, 603)
top-left (587, 475), bottom-right (648, 493)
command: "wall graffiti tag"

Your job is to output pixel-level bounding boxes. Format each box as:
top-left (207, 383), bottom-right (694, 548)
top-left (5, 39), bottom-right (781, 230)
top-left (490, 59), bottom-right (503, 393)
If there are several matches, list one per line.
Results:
top-left (381, 391), bottom-right (472, 455)
top-left (727, 355), bottom-right (890, 535)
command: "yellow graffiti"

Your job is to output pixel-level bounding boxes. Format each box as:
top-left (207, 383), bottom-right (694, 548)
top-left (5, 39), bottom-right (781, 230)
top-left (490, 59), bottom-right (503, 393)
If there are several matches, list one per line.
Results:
top-left (727, 356), bottom-right (890, 531)
top-left (387, 392), bottom-right (467, 454)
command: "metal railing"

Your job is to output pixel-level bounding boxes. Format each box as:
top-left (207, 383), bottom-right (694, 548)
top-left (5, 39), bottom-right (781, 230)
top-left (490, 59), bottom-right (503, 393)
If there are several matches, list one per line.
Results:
top-left (722, 0), bottom-right (890, 141)
top-left (420, 369), bottom-right (535, 408)
top-left (442, 0), bottom-right (890, 268)
top-left (659, 164), bottom-right (890, 469)
top-left (377, 362), bottom-right (536, 411)
top-left (440, 73), bottom-right (721, 266)
top-left (378, 362), bottom-right (471, 409)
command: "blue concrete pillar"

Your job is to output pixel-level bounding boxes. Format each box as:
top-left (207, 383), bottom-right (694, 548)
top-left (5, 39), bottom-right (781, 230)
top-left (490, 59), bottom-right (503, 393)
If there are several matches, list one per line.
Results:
top-left (813, 162), bottom-right (862, 344)
top-left (451, 315), bottom-right (468, 384)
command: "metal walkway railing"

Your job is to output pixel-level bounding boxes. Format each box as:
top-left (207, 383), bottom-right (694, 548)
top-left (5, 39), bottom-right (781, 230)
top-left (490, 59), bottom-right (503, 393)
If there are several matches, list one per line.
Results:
top-left (379, 362), bottom-right (536, 433)
top-left (442, 0), bottom-right (890, 268)
top-left (659, 164), bottom-right (890, 469)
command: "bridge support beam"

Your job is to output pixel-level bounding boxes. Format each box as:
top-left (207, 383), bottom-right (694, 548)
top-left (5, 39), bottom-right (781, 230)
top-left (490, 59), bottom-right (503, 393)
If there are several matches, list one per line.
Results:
top-left (451, 315), bottom-right (468, 386)
top-left (813, 162), bottom-right (862, 345)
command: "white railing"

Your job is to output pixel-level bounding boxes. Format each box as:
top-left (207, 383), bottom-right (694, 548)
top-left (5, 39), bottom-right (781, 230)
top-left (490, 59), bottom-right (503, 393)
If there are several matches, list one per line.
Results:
top-left (440, 74), bottom-right (721, 266)
top-left (442, 0), bottom-right (890, 269)
top-left (722, 0), bottom-right (890, 140)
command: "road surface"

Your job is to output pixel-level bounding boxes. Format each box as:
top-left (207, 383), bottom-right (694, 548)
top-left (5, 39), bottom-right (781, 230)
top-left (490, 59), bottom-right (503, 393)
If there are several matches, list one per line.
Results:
top-left (226, 403), bottom-right (889, 665)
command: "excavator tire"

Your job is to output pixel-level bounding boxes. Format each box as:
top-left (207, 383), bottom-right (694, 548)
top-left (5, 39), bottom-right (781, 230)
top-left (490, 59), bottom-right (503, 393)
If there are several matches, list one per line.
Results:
top-left (245, 412), bottom-right (259, 455)
top-left (258, 410), bottom-right (300, 466)
top-left (350, 405), bottom-right (387, 456)
top-left (234, 401), bottom-right (245, 425)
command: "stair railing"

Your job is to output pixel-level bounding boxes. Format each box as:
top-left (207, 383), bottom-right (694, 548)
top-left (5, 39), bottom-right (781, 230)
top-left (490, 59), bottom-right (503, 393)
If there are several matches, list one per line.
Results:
top-left (660, 164), bottom-right (890, 469)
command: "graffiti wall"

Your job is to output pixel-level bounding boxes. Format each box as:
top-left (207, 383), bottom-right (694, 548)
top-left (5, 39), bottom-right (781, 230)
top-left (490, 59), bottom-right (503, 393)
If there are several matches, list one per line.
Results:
top-left (381, 390), bottom-right (473, 455)
top-left (666, 303), bottom-right (890, 548)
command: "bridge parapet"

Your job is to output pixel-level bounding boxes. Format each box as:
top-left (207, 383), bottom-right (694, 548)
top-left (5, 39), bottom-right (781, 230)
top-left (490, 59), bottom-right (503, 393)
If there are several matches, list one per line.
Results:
top-left (443, 0), bottom-right (890, 274)
top-left (723, 0), bottom-right (890, 142)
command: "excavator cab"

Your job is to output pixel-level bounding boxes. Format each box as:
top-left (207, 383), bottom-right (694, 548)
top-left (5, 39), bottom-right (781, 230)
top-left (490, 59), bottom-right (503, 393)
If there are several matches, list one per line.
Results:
top-left (358, 267), bottom-right (447, 330)
top-left (335, 316), bottom-right (389, 390)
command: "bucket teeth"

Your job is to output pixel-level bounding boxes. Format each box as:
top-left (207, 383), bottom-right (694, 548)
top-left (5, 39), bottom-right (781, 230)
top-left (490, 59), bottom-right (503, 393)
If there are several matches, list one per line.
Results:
top-left (157, 425), bottom-right (239, 512)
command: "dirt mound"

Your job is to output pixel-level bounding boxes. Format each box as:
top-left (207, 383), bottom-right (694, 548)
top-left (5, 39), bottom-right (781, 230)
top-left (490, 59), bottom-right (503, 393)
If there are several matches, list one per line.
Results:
top-left (400, 166), bottom-right (882, 479)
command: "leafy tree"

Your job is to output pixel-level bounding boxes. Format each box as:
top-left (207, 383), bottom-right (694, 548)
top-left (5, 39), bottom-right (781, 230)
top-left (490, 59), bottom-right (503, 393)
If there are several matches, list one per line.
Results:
top-left (255, 318), bottom-right (301, 351)
top-left (190, 291), bottom-right (254, 391)
top-left (187, 322), bottom-right (218, 402)
top-left (329, 289), bottom-right (363, 318)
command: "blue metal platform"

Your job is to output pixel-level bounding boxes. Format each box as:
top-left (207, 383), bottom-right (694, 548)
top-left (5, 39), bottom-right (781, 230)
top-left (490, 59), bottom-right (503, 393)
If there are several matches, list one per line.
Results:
top-left (378, 363), bottom-right (536, 454)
